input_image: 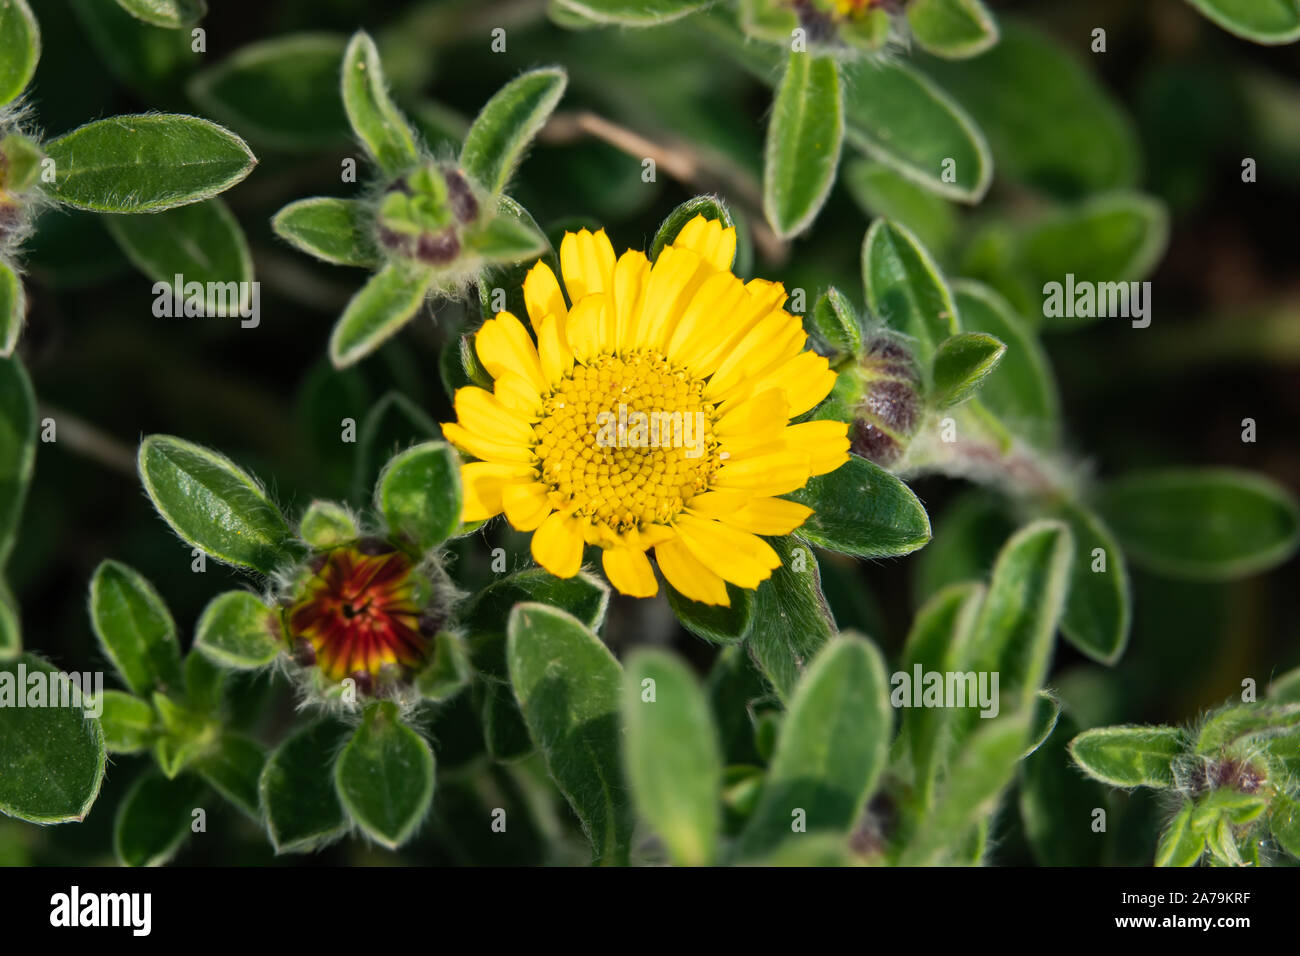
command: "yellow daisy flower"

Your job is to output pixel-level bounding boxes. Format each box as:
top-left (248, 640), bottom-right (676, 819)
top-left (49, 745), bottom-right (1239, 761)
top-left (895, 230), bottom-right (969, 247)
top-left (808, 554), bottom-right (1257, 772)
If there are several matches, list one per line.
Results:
top-left (442, 215), bottom-right (849, 606)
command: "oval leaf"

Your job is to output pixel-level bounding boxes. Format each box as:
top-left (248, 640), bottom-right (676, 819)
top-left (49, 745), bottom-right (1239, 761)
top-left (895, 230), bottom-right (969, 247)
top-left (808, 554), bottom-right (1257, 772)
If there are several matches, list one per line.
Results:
top-left (738, 634), bottom-right (892, 859)
top-left (114, 0), bottom-right (206, 29)
top-left (334, 700), bottom-right (435, 849)
top-left (763, 52), bottom-right (843, 239)
top-left (461, 67), bottom-right (567, 197)
top-left (104, 199), bottom-right (253, 315)
top-left (0, 354), bottom-right (35, 561)
top-left (114, 771), bottom-right (204, 866)
top-left (907, 0), bottom-right (999, 58)
top-left (43, 114), bottom-right (256, 213)
top-left (260, 720), bottom-right (350, 853)
top-left (194, 590), bottom-right (282, 670)
top-left (0, 0), bottom-right (38, 107)
top-left (789, 454), bottom-right (932, 558)
top-left (0, 260), bottom-right (25, 356)
top-left (329, 264), bottom-right (434, 369)
top-left (138, 434), bottom-right (297, 574)
top-left (1052, 500), bottom-right (1131, 665)
top-left (862, 218), bottom-right (958, 368)
top-left (1186, 0), bottom-right (1300, 43)
top-left (551, 0), bottom-right (713, 26)
top-left (931, 332), bottom-right (1006, 408)
top-left (98, 690), bottom-right (156, 754)
top-left (188, 33), bottom-right (351, 149)
top-left (1069, 725), bottom-right (1183, 788)
top-left (89, 560), bottom-right (183, 696)
top-left (507, 602), bottom-right (631, 864)
top-left (341, 31), bottom-right (418, 175)
top-left (273, 197), bottom-right (379, 268)
top-left (376, 440), bottom-right (463, 552)
top-left (1096, 468), bottom-right (1300, 580)
top-left (622, 649), bottom-right (723, 866)
top-left (0, 654), bottom-right (107, 823)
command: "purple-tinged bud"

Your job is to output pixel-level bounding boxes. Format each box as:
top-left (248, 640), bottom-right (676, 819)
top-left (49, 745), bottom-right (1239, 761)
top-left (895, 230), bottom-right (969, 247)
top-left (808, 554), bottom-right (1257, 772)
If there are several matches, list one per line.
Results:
top-left (443, 168), bottom-right (479, 224)
top-left (417, 228), bottom-right (460, 265)
top-left (849, 335), bottom-right (922, 467)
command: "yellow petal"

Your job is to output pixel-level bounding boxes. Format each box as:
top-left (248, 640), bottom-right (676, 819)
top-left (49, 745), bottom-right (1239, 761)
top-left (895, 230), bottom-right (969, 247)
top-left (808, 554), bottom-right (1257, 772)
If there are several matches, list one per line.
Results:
top-left (716, 496), bottom-right (813, 536)
top-left (502, 481), bottom-right (554, 531)
top-left (461, 462), bottom-right (534, 521)
top-left (523, 260), bottom-right (567, 332)
top-left (494, 372), bottom-right (543, 419)
top-left (783, 420), bottom-right (851, 476)
top-left (601, 546), bottom-right (658, 598)
top-left (536, 313), bottom-right (574, 386)
top-left (531, 511), bottom-right (585, 578)
top-left (666, 271), bottom-right (747, 367)
top-left (654, 538), bottom-right (729, 606)
top-left (712, 449), bottom-right (811, 496)
top-left (610, 249), bottom-right (651, 351)
top-left (475, 311), bottom-right (547, 394)
top-left (671, 214), bottom-right (737, 271)
top-left (454, 387), bottom-right (534, 444)
top-left (559, 228), bottom-right (616, 302)
top-left (750, 351), bottom-right (838, 417)
top-left (442, 421), bottom-right (534, 465)
top-left (638, 245), bottom-right (707, 350)
top-left (675, 513), bottom-right (780, 589)
top-left (565, 294), bottom-right (606, 362)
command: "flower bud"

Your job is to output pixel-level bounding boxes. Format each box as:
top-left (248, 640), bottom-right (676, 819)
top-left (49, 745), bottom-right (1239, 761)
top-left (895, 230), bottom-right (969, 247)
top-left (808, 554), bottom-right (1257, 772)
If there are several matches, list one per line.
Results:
top-left (848, 335), bottom-right (922, 468)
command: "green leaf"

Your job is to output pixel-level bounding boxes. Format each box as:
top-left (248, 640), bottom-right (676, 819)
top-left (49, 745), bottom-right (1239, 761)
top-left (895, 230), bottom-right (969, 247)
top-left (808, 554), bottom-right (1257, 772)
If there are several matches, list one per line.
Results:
top-left (97, 690), bottom-right (156, 754)
top-left (907, 0), bottom-right (998, 58)
top-left (1270, 667), bottom-right (1300, 702)
top-left (461, 67), bottom-right (567, 197)
top-left (334, 700), bottom-right (435, 849)
top-left (842, 59), bottom-right (991, 203)
top-left (0, 355), bottom-right (35, 561)
top-left (375, 440), bottom-right (462, 551)
top-left (341, 31), bottom-right (418, 176)
top-left (70, 0), bottom-right (196, 97)
top-left (260, 720), bottom-right (350, 853)
top-left (950, 281), bottom-right (1060, 448)
top-left (507, 602), bottom-right (631, 864)
top-left (329, 264), bottom-right (433, 369)
top-left (138, 434), bottom-right (298, 574)
top-left (745, 537), bottom-right (835, 701)
top-left (551, 0), bottom-right (713, 26)
top-left (187, 33), bottom-right (350, 149)
top-left (1097, 469), bottom-right (1300, 580)
top-left (43, 114), bottom-right (256, 213)
top-left (0, 578), bottom-right (18, 660)
top-left (1019, 711), bottom-right (1108, 866)
top-left (0, 261), bottom-right (24, 356)
top-left (272, 197), bottom-right (379, 269)
top-left (183, 650), bottom-right (224, 716)
top-left (463, 199), bottom-right (550, 263)
top-left (931, 332), bottom-right (1005, 408)
top-left (1195, 703), bottom-right (1300, 753)
top-left (114, 771), bottom-right (204, 866)
top-left (952, 520), bottom-right (1073, 749)
top-left (89, 560), bottom-right (183, 697)
top-left (0, 654), bottom-right (107, 823)
top-left (790, 454), bottom-right (932, 558)
top-left (196, 733), bottom-right (264, 818)
top-left (843, 159), bottom-right (958, 260)
top-left (738, 634), bottom-right (892, 859)
top-left (1069, 725), bottom-right (1182, 788)
top-left (114, 0), bottom-right (206, 29)
top-left (298, 500), bottom-right (359, 549)
top-left (1052, 500), bottom-right (1131, 665)
top-left (0, 0), bottom-right (38, 107)
top-left (1016, 192), bottom-right (1169, 331)
top-left (650, 195), bottom-right (737, 262)
top-left (919, 20), bottom-right (1138, 198)
top-left (194, 590), bottom-right (281, 670)
top-left (809, 287), bottom-right (861, 357)
top-left (622, 649), bottom-right (722, 866)
top-left (1155, 802), bottom-right (1205, 867)
top-left (1269, 793), bottom-right (1300, 859)
top-left (667, 582), bottom-right (753, 645)
top-left (899, 710), bottom-right (1031, 864)
top-left (763, 52), bottom-right (843, 239)
top-left (104, 199), bottom-right (253, 315)
top-left (862, 218), bottom-right (958, 369)
top-left (897, 582), bottom-right (984, 809)
top-left (415, 631), bottom-right (471, 702)
top-left (1186, 0), bottom-right (1300, 43)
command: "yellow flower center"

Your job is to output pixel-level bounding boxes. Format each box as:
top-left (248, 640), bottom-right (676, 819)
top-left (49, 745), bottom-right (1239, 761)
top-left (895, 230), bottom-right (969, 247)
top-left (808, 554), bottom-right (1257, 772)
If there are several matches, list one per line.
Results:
top-left (532, 350), bottom-right (721, 533)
